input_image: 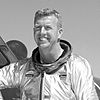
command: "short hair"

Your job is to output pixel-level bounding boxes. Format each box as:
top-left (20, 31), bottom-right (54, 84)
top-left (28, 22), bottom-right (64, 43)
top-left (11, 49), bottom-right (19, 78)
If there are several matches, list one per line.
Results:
top-left (34, 8), bottom-right (62, 28)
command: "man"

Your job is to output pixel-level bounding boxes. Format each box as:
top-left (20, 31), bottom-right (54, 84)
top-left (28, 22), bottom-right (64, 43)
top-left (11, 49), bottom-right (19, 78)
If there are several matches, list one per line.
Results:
top-left (0, 8), bottom-right (99, 100)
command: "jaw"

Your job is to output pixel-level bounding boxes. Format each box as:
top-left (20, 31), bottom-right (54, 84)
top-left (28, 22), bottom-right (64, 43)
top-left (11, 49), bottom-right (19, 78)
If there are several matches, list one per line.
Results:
top-left (39, 42), bottom-right (50, 49)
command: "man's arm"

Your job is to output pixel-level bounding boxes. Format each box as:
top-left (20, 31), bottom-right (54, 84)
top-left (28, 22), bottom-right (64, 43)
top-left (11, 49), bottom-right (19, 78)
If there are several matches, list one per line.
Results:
top-left (71, 55), bottom-right (99, 100)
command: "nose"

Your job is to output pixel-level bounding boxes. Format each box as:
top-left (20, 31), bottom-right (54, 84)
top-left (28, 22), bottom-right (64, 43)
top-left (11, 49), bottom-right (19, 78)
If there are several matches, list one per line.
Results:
top-left (40, 27), bottom-right (46, 34)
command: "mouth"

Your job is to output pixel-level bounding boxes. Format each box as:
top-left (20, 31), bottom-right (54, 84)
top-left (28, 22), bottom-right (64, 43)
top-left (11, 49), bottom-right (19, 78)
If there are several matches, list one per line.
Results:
top-left (38, 36), bottom-right (50, 41)
top-left (36, 36), bottom-right (51, 47)
top-left (39, 37), bottom-right (47, 41)
top-left (37, 37), bottom-right (49, 44)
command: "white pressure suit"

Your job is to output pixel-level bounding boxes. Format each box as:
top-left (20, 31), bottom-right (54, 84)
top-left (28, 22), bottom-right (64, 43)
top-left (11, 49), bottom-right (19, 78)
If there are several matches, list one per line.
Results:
top-left (0, 40), bottom-right (99, 100)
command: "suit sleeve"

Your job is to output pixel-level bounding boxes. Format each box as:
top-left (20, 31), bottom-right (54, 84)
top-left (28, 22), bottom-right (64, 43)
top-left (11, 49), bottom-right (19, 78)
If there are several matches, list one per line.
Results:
top-left (71, 55), bottom-right (99, 100)
top-left (0, 63), bottom-right (20, 89)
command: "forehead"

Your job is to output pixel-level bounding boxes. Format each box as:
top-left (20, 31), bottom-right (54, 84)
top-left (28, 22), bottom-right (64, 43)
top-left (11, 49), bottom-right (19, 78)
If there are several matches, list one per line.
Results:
top-left (35, 15), bottom-right (58, 25)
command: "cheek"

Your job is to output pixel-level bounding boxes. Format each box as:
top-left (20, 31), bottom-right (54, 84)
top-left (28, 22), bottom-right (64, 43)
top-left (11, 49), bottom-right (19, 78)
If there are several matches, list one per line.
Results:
top-left (34, 31), bottom-right (39, 38)
top-left (34, 33), bottom-right (38, 42)
top-left (52, 30), bottom-right (58, 38)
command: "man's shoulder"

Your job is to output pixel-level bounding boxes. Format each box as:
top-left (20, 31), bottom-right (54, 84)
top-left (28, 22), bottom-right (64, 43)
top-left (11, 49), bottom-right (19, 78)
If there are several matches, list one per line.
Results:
top-left (18, 58), bottom-right (30, 66)
top-left (68, 53), bottom-right (91, 73)
top-left (69, 53), bottom-right (88, 63)
top-left (12, 57), bottom-right (33, 71)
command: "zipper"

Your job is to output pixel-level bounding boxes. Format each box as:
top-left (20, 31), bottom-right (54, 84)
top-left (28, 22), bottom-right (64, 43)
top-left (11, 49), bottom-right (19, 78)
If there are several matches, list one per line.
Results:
top-left (39, 71), bottom-right (44, 100)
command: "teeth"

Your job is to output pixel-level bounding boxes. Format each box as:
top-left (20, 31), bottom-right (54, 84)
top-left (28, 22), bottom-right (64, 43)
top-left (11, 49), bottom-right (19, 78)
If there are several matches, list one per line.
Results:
top-left (39, 37), bottom-right (47, 41)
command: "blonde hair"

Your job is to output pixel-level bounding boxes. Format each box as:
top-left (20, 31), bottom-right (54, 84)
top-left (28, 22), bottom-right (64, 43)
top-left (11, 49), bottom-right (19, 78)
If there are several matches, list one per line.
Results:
top-left (34, 8), bottom-right (62, 29)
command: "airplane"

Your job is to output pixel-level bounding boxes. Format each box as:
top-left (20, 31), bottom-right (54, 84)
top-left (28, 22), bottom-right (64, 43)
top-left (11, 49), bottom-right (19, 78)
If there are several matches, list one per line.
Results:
top-left (0, 36), bottom-right (18, 68)
top-left (0, 36), bottom-right (100, 99)
top-left (0, 36), bottom-right (28, 67)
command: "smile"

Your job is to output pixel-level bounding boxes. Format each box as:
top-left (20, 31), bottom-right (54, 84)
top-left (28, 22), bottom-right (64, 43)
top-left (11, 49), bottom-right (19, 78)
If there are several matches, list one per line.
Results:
top-left (38, 36), bottom-right (49, 41)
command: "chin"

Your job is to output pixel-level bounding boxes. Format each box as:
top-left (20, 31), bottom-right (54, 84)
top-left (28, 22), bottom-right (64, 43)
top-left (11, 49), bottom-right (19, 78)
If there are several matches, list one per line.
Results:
top-left (39, 43), bottom-right (50, 49)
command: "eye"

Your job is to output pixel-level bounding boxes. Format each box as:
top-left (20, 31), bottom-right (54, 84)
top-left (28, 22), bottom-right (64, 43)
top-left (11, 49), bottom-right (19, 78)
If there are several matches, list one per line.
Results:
top-left (45, 26), bottom-right (52, 30)
top-left (34, 26), bottom-right (41, 31)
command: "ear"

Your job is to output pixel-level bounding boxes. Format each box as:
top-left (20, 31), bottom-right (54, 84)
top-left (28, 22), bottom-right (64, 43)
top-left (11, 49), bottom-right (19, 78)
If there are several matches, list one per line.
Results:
top-left (58, 28), bottom-right (63, 38)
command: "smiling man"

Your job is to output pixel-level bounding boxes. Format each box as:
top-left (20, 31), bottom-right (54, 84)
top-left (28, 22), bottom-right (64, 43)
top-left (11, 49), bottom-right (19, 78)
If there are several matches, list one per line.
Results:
top-left (32, 8), bottom-right (99, 100)
top-left (0, 8), bottom-right (99, 100)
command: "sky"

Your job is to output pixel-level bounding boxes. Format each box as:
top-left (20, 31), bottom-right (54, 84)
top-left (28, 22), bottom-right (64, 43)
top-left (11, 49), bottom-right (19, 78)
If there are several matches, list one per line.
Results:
top-left (0, 0), bottom-right (100, 77)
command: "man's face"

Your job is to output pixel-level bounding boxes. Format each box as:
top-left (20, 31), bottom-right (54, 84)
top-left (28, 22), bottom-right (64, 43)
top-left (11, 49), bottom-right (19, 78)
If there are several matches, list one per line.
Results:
top-left (34, 15), bottom-right (61, 49)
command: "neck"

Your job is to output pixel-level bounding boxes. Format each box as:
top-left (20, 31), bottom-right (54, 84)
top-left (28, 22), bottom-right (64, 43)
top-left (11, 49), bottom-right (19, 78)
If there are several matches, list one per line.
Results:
top-left (39, 43), bottom-right (63, 64)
